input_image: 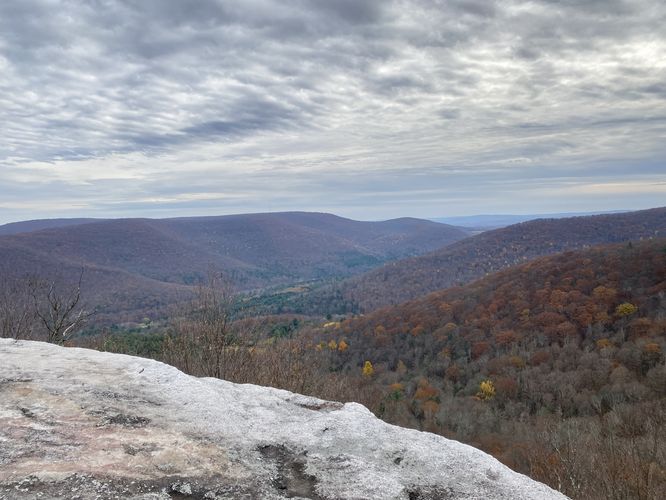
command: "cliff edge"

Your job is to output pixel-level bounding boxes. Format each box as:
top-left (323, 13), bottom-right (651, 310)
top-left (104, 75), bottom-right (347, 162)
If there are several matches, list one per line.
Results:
top-left (0, 339), bottom-right (566, 499)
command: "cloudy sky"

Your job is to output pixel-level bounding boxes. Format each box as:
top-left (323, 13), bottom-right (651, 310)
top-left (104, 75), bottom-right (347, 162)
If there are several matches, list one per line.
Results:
top-left (1, 0), bottom-right (664, 223)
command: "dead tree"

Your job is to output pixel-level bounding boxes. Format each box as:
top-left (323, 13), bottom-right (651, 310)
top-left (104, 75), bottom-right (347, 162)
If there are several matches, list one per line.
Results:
top-left (29, 269), bottom-right (93, 345)
top-left (0, 277), bottom-right (35, 339)
top-left (163, 270), bottom-right (252, 379)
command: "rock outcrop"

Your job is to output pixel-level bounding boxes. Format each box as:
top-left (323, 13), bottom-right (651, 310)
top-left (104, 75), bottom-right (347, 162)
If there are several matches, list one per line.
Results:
top-left (0, 339), bottom-right (566, 499)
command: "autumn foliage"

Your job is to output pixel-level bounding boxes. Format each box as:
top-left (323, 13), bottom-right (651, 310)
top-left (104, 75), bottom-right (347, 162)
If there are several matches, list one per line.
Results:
top-left (308, 238), bottom-right (666, 499)
top-left (76, 236), bottom-right (666, 500)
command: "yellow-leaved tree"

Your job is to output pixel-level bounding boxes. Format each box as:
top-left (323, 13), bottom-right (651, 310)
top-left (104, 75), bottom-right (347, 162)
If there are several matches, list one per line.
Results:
top-left (362, 360), bottom-right (374, 377)
top-left (477, 379), bottom-right (495, 400)
top-left (615, 302), bottom-right (638, 317)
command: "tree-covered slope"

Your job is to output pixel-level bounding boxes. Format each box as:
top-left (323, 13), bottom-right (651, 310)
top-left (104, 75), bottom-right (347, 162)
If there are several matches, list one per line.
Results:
top-left (339, 206), bottom-right (666, 311)
top-left (0, 212), bottom-right (469, 318)
top-left (307, 238), bottom-right (666, 498)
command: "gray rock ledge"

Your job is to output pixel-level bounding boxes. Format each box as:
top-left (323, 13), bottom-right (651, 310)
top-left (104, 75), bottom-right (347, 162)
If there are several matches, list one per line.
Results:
top-left (0, 339), bottom-right (567, 499)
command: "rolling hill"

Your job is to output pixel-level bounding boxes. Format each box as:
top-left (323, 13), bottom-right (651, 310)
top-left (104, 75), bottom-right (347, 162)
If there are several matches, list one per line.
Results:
top-left (339, 206), bottom-right (666, 311)
top-left (0, 212), bottom-right (469, 318)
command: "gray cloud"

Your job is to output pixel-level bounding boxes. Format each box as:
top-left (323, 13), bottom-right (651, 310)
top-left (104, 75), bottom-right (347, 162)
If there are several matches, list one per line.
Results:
top-left (0, 0), bottom-right (664, 222)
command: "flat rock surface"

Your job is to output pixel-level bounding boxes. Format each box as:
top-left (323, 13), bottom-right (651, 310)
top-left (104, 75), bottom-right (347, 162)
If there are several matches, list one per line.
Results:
top-left (0, 339), bottom-right (567, 499)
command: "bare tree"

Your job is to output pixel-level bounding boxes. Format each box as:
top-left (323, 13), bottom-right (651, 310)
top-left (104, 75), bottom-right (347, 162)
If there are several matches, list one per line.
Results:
top-left (163, 270), bottom-right (239, 378)
top-left (29, 269), bottom-right (93, 345)
top-left (0, 277), bottom-right (35, 339)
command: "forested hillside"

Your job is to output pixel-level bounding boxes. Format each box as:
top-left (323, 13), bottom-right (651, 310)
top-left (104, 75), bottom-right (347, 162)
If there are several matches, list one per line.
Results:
top-left (338, 206), bottom-right (666, 311)
top-left (0, 212), bottom-right (468, 319)
top-left (306, 238), bottom-right (666, 498)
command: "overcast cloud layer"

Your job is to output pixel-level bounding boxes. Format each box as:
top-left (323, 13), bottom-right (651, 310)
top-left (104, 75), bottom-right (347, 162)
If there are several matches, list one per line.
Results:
top-left (1, 0), bottom-right (664, 223)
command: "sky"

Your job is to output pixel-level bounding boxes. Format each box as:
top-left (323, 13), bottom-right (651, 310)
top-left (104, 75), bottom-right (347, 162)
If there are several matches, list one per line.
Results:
top-left (0, 0), bottom-right (665, 223)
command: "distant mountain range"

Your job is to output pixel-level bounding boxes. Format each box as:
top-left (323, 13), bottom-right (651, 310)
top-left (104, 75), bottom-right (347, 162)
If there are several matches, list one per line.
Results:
top-left (3, 207), bottom-right (664, 321)
top-left (0, 212), bottom-right (468, 318)
top-left (432, 210), bottom-right (628, 229)
top-left (338, 207), bottom-right (666, 311)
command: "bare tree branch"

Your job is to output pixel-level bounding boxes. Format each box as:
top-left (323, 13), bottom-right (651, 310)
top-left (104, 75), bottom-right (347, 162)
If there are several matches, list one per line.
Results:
top-left (29, 268), bottom-right (94, 345)
top-left (0, 276), bottom-right (35, 340)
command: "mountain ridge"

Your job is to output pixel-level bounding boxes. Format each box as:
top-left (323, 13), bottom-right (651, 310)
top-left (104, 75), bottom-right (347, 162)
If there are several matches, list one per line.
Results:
top-left (432, 210), bottom-right (628, 229)
top-left (0, 212), bottom-right (469, 318)
top-left (0, 218), bottom-right (104, 235)
top-left (339, 206), bottom-right (666, 311)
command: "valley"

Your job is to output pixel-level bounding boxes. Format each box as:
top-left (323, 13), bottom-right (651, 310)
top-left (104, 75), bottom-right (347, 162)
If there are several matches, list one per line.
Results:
top-left (0, 212), bottom-right (469, 321)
